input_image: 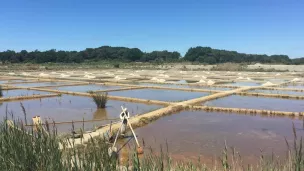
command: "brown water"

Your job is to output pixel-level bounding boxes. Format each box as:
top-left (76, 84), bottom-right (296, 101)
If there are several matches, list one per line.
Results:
top-left (2, 90), bottom-right (50, 97)
top-left (131, 110), bottom-right (304, 164)
top-left (109, 89), bottom-right (210, 102)
top-left (52, 84), bottom-right (121, 92)
top-left (205, 95), bottom-right (304, 112)
top-left (0, 95), bottom-right (162, 133)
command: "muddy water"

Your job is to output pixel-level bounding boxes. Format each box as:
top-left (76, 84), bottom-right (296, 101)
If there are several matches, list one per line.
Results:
top-left (135, 83), bottom-right (232, 91)
top-left (0, 95), bottom-right (162, 133)
top-left (248, 89), bottom-right (304, 96)
top-left (12, 82), bottom-right (66, 87)
top-left (2, 90), bottom-right (50, 97)
top-left (109, 89), bottom-right (210, 102)
top-left (132, 110), bottom-right (304, 165)
top-left (52, 84), bottom-right (121, 92)
top-left (204, 95), bottom-right (304, 112)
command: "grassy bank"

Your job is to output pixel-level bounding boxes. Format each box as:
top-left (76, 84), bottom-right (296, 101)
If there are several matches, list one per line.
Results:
top-left (0, 118), bottom-right (304, 170)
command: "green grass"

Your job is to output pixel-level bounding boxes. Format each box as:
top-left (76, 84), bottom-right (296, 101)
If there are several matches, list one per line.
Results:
top-left (1, 117), bottom-right (304, 170)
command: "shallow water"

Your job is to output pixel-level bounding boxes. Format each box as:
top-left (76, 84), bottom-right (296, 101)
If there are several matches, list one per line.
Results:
top-left (109, 89), bottom-right (210, 102)
top-left (248, 89), bottom-right (304, 96)
top-left (284, 84), bottom-right (304, 89)
top-left (52, 84), bottom-right (121, 92)
top-left (135, 83), bottom-right (232, 91)
top-left (0, 95), bottom-right (162, 132)
top-left (0, 79), bottom-right (26, 84)
top-left (12, 82), bottom-right (65, 87)
top-left (133, 110), bottom-right (304, 164)
top-left (2, 90), bottom-right (50, 97)
top-left (224, 82), bottom-right (261, 86)
top-left (205, 95), bottom-right (304, 112)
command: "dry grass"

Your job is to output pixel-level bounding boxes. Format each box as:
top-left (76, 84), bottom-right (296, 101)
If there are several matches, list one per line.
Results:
top-left (90, 92), bottom-right (108, 108)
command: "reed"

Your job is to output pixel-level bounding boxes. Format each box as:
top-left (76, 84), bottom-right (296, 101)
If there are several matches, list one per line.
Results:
top-left (0, 86), bottom-right (3, 97)
top-left (91, 92), bottom-right (108, 108)
top-left (1, 118), bottom-right (304, 170)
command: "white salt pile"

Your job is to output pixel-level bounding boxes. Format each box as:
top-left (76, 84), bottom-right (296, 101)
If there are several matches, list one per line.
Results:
top-left (22, 72), bottom-right (30, 76)
top-left (198, 79), bottom-right (206, 83)
top-left (8, 72), bottom-right (15, 75)
top-left (39, 73), bottom-right (49, 77)
top-left (156, 70), bottom-right (165, 74)
top-left (262, 81), bottom-right (275, 86)
top-left (84, 75), bottom-right (96, 79)
top-left (129, 73), bottom-right (140, 77)
top-left (159, 74), bottom-right (169, 78)
top-left (207, 80), bottom-right (215, 85)
top-left (237, 76), bottom-right (244, 80)
top-left (292, 78), bottom-right (300, 82)
top-left (60, 74), bottom-right (70, 78)
top-left (114, 76), bottom-right (126, 80)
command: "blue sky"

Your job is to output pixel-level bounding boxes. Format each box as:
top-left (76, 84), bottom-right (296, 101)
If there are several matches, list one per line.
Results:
top-left (0, 0), bottom-right (303, 58)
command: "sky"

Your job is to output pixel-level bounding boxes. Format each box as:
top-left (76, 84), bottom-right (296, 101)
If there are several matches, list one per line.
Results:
top-left (0, 0), bottom-right (303, 58)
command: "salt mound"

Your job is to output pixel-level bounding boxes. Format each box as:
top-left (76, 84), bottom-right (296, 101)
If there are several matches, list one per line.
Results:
top-left (60, 74), bottom-right (70, 78)
top-left (84, 75), bottom-right (96, 79)
top-left (51, 72), bottom-right (57, 74)
top-left (201, 76), bottom-right (207, 79)
top-left (275, 73), bottom-right (281, 76)
top-left (262, 81), bottom-right (275, 86)
top-left (159, 74), bottom-right (169, 78)
top-left (207, 80), bottom-right (215, 85)
top-left (194, 75), bottom-right (199, 78)
top-left (39, 73), bottom-right (49, 77)
top-left (179, 71), bottom-right (186, 74)
top-left (157, 79), bottom-right (166, 82)
top-left (237, 76), bottom-right (244, 80)
top-left (198, 79), bottom-right (206, 83)
top-left (129, 73), bottom-right (140, 77)
top-left (246, 77), bottom-right (252, 81)
top-left (105, 72), bottom-right (114, 76)
top-left (151, 77), bottom-right (158, 81)
top-left (114, 76), bottom-right (126, 80)
top-left (156, 70), bottom-right (165, 74)
top-left (238, 73), bottom-right (242, 75)
top-left (150, 77), bottom-right (166, 82)
top-left (292, 78), bottom-right (300, 82)
top-left (8, 72), bottom-right (15, 75)
top-left (22, 72), bottom-right (30, 76)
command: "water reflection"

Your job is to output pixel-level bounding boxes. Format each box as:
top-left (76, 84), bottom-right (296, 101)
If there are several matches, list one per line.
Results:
top-left (93, 108), bottom-right (108, 120)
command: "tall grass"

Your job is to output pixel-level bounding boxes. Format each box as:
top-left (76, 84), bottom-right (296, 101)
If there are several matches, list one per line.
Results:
top-left (0, 86), bottom-right (3, 97)
top-left (90, 92), bottom-right (108, 108)
top-left (0, 118), bottom-right (304, 170)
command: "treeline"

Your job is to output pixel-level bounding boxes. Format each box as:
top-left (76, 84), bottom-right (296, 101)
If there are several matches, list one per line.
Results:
top-left (184, 47), bottom-right (301, 64)
top-left (0, 46), bottom-right (303, 64)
